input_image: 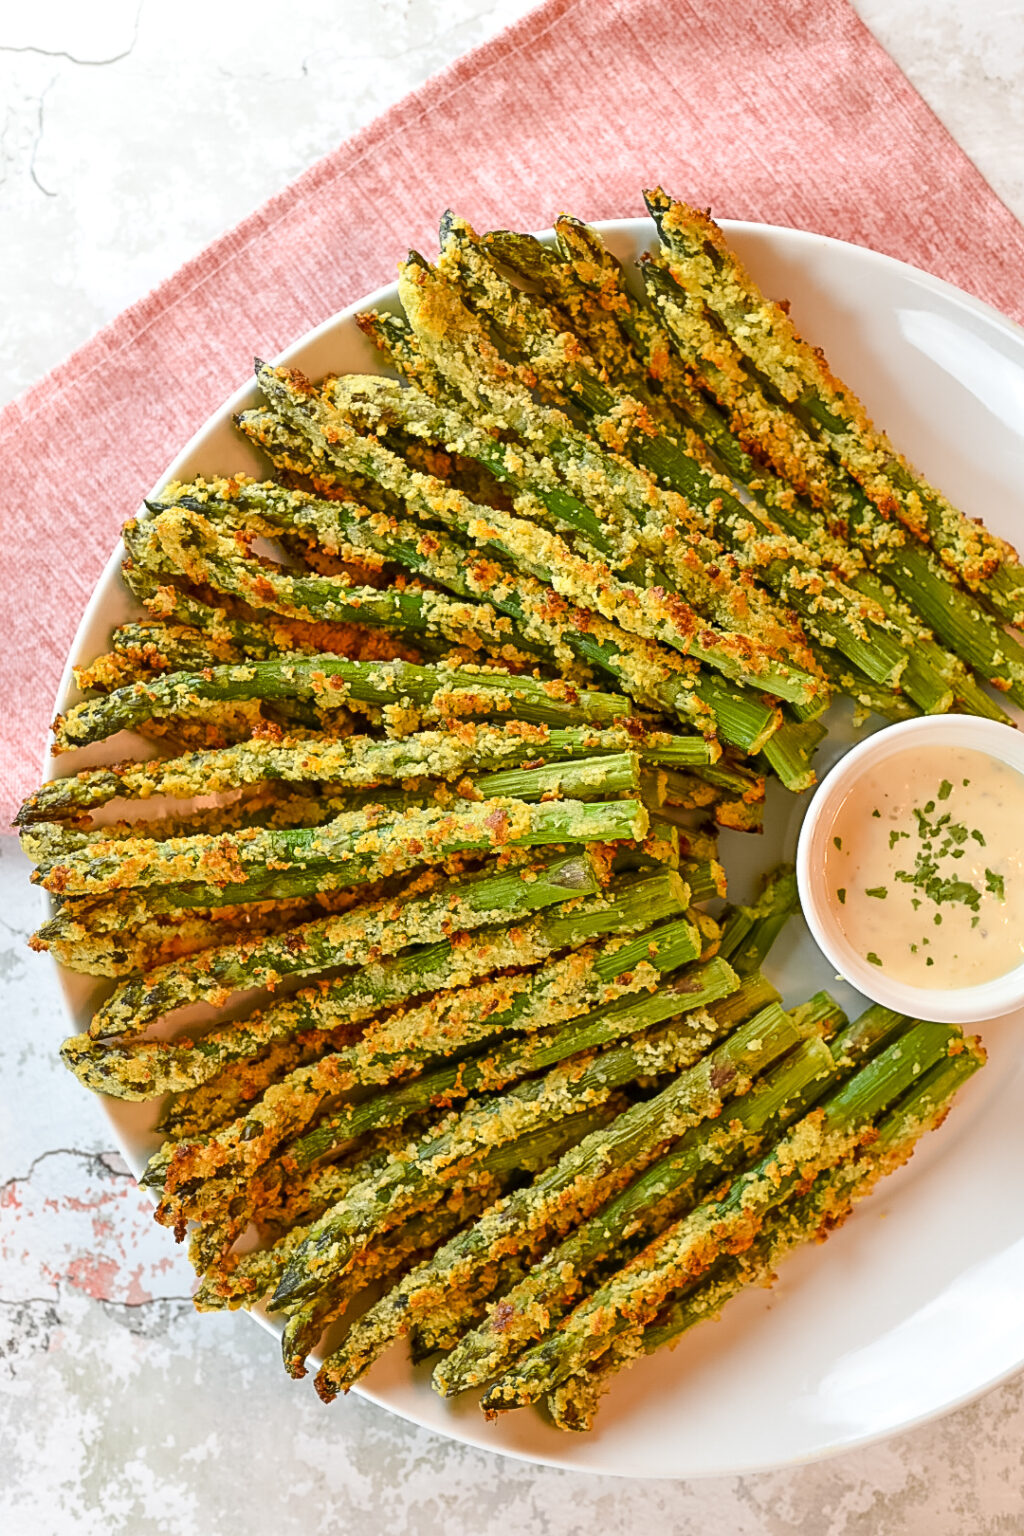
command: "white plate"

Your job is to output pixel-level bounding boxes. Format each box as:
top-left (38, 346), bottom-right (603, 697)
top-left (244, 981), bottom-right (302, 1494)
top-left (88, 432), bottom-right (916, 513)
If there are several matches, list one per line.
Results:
top-left (46, 219), bottom-right (1024, 1479)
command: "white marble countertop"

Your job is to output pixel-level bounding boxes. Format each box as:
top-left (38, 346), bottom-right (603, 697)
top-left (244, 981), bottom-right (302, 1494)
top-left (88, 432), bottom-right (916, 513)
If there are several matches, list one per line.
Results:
top-left (3, 2), bottom-right (1024, 1531)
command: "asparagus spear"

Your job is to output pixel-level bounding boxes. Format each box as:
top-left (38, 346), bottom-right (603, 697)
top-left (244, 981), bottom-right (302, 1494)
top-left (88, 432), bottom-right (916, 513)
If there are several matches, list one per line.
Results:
top-left (151, 937), bottom-right (728, 1232)
top-left (478, 1018), bottom-right (962, 1411)
top-left (19, 718), bottom-right (716, 825)
top-left (41, 793), bottom-right (646, 905)
top-left (390, 264), bottom-right (822, 695)
top-left (433, 1023), bottom-right (836, 1396)
top-left (436, 216), bottom-right (913, 694)
top-left (52, 653), bottom-right (633, 754)
top-left (66, 851), bottom-right (620, 1042)
top-left (71, 876), bottom-right (691, 1094)
top-left (266, 958), bottom-right (744, 1310)
top-left (311, 994), bottom-right (803, 1397)
top-left (147, 503), bottom-right (554, 668)
top-left (548, 1040), bottom-right (984, 1429)
top-left (430, 1015), bottom-right (841, 1349)
top-left (157, 1043), bottom-right (313, 1140)
top-left (278, 1103), bottom-right (621, 1377)
top-left (432, 992), bottom-right (903, 1397)
top-left (717, 865), bottom-right (799, 977)
top-left (490, 221), bottom-right (982, 720)
top-left (325, 353), bottom-right (782, 755)
top-left (638, 256), bottom-right (1024, 712)
top-left (255, 361), bottom-right (821, 708)
top-left (644, 189), bottom-right (1024, 620)
top-left (198, 1105), bottom-right (615, 1316)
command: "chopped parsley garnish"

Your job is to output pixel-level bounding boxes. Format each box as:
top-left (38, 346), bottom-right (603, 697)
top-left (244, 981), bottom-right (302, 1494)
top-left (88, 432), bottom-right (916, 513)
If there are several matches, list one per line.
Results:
top-left (926, 956), bottom-right (934, 966)
top-left (865, 886), bottom-right (887, 899)
top-left (985, 868), bottom-right (1006, 900)
top-left (871, 809), bottom-right (880, 818)
top-left (833, 835), bottom-right (842, 851)
top-left (971, 829), bottom-right (986, 846)
top-left (837, 888), bottom-right (846, 905)
top-left (866, 951), bottom-right (883, 966)
top-left (938, 779), bottom-right (953, 801)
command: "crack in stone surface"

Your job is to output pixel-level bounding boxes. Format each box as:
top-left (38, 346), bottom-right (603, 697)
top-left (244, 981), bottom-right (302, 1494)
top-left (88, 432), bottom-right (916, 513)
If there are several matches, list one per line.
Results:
top-left (0, 1), bottom-right (143, 70)
top-left (28, 75), bottom-right (57, 199)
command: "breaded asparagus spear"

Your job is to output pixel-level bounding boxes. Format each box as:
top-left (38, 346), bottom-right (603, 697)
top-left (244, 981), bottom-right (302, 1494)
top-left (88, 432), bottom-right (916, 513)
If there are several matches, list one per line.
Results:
top-left (19, 720), bottom-right (716, 825)
top-left (146, 930), bottom-right (721, 1224)
top-left (235, 410), bottom-right (786, 755)
top-left (249, 1001), bottom-right (733, 1313)
top-left (433, 1027), bottom-right (836, 1395)
top-left (478, 1019), bottom-right (966, 1411)
top-left (547, 1041), bottom-right (984, 1429)
top-left (639, 256), bottom-right (1020, 714)
top-left (52, 655), bottom-right (633, 754)
top-left (433, 216), bottom-right (911, 694)
top-left (68, 869), bottom-right (686, 1076)
top-left (644, 189), bottom-right (1024, 622)
top-left (433, 992), bottom-right (905, 1396)
top-left (147, 503), bottom-right (550, 668)
top-left (486, 221), bottom-right (974, 719)
top-left (255, 360), bottom-right (822, 707)
top-left (311, 995), bottom-right (802, 1397)
top-left (277, 1105), bottom-right (619, 1377)
top-left (40, 794), bottom-right (647, 903)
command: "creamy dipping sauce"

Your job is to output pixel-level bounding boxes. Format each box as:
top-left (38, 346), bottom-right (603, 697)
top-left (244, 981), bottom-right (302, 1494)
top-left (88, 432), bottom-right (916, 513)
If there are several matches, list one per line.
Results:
top-left (824, 745), bottom-right (1024, 989)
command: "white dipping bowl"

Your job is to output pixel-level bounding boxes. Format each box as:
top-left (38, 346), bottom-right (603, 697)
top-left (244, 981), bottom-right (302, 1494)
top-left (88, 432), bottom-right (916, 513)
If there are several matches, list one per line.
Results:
top-left (796, 716), bottom-right (1024, 1024)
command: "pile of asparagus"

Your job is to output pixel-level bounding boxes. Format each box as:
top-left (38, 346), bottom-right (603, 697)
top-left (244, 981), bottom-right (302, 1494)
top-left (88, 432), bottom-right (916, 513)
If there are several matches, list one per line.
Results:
top-left (18, 191), bottom-right (999, 1430)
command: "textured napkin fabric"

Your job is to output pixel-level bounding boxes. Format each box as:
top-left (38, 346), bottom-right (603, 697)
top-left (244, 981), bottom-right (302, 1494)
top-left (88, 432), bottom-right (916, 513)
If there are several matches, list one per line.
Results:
top-left (3, 0), bottom-right (1024, 822)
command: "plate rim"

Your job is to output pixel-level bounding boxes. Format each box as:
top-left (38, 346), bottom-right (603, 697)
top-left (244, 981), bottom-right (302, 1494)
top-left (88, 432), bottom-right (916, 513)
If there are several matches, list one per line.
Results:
top-left (40, 215), bottom-right (1024, 1479)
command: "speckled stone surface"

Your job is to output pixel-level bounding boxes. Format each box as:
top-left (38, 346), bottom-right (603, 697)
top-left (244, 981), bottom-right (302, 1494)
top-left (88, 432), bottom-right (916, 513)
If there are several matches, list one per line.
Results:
top-left (3, 3), bottom-right (1024, 1530)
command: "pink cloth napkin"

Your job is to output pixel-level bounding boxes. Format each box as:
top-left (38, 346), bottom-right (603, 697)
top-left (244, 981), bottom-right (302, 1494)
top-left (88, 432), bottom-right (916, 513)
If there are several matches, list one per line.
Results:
top-left (3, 0), bottom-right (1023, 823)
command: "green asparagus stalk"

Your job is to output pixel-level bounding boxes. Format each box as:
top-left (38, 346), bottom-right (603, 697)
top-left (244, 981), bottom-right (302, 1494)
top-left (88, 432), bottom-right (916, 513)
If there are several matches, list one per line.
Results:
top-left (644, 189), bottom-right (1024, 620)
top-left (52, 654), bottom-right (632, 754)
top-left (392, 259), bottom-right (821, 694)
top-left (418, 988), bottom-right (841, 1367)
top-left (255, 360), bottom-right (821, 707)
top-left (146, 503), bottom-right (552, 668)
top-left (247, 950), bottom-right (736, 1199)
top-left (432, 1022), bottom-right (836, 1395)
top-left (478, 1018), bottom-right (963, 1410)
top-left (278, 1103), bottom-right (620, 1376)
top-left (548, 1039), bottom-right (984, 1429)
top-left (437, 216), bottom-right (913, 694)
top-left (199, 1105), bottom-right (615, 1317)
top-left (642, 198), bottom-right (1024, 703)
top-left (717, 865), bottom-right (799, 977)
top-left (41, 794), bottom-right (647, 906)
top-left (268, 961), bottom-right (742, 1311)
top-left (66, 851), bottom-right (617, 1043)
top-left (234, 413), bottom-right (785, 755)
top-left (72, 877), bottom-right (691, 1100)
top-left (19, 720), bottom-right (717, 825)
top-left (311, 996), bottom-right (803, 1397)
top-left (496, 220), bottom-right (973, 719)
top-left (143, 913), bottom-right (714, 1207)
top-left (433, 993), bottom-right (902, 1398)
